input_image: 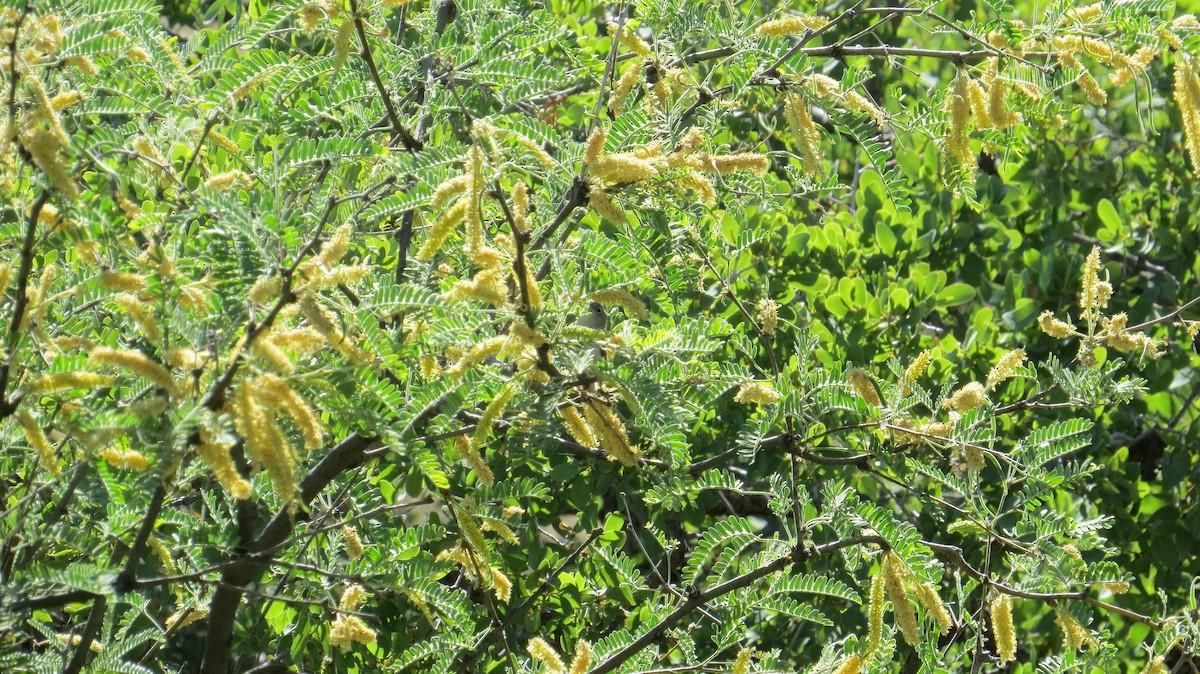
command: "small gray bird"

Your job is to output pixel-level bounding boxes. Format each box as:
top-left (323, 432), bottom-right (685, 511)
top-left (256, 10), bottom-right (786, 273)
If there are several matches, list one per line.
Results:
top-left (575, 301), bottom-right (608, 332)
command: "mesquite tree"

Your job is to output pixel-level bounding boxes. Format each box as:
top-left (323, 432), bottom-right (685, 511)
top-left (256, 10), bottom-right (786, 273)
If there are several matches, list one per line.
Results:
top-left (2, 0), bottom-right (1199, 673)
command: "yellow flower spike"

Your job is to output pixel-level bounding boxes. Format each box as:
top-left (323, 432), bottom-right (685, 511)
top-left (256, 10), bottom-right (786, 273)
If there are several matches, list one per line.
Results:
top-left (902, 349), bottom-right (931, 393)
top-left (471, 384), bottom-right (514, 454)
top-left (846, 368), bottom-right (882, 407)
top-left (342, 525), bottom-right (364, 560)
top-left (783, 92), bottom-right (823, 176)
top-left (587, 183), bottom-right (627, 224)
top-left (607, 22), bottom-right (651, 58)
top-left (491, 567), bottom-right (512, 602)
top-left (756, 298), bottom-right (779, 336)
top-left (832, 654), bottom-right (863, 674)
top-left (943, 72), bottom-right (976, 175)
top-left (731, 648), bottom-right (753, 674)
top-left (560, 405), bottom-right (596, 447)
top-left (1056, 610), bottom-right (1097, 650)
top-left (991, 594), bottom-right (1017, 663)
top-left (1174, 56), bottom-right (1200, 172)
top-left (944, 381), bottom-right (987, 412)
top-left (1140, 657), bottom-right (1168, 674)
top-left (27, 371), bottom-right (112, 394)
top-left (608, 61), bottom-right (643, 116)
top-left (197, 426), bottom-right (252, 499)
top-left (257, 374), bottom-right (326, 450)
top-left (914, 583), bottom-right (953, 635)
top-left (16, 410), bottom-right (62, 479)
top-left (883, 553), bottom-right (919, 645)
top-left (583, 401), bottom-right (640, 466)
top-left (89, 347), bottom-right (179, 397)
top-left (528, 637), bottom-right (566, 674)
top-left (865, 571), bottom-right (885, 652)
top-left (733, 382), bottom-right (782, 405)
top-left (333, 20), bottom-right (355, 69)
top-left (584, 126), bottom-right (608, 165)
top-left (986, 348), bottom-right (1026, 390)
top-left (756, 14), bottom-right (828, 37)
top-left (588, 153), bottom-right (660, 184)
top-left (568, 641), bottom-right (591, 674)
top-left (99, 447), bottom-right (150, 471)
top-left (591, 288), bottom-right (649, 321)
top-left (1038, 311), bottom-right (1076, 338)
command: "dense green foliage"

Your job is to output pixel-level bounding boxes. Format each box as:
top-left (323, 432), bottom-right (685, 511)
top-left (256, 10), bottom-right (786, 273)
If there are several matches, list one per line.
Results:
top-left (2, 0), bottom-right (1199, 673)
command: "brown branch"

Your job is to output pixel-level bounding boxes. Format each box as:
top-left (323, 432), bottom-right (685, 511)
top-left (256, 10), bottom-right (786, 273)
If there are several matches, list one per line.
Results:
top-left (198, 432), bottom-right (376, 674)
top-left (0, 189), bottom-right (49, 417)
top-left (115, 484), bottom-right (168, 592)
top-left (63, 595), bottom-right (107, 674)
top-left (349, 0), bottom-right (422, 152)
top-left (924, 540), bottom-right (1164, 629)
top-left (587, 536), bottom-right (885, 674)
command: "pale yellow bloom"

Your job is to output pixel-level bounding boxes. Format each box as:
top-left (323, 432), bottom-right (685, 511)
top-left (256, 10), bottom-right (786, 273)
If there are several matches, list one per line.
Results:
top-left (986, 348), bottom-right (1026, 389)
top-left (944, 381), bottom-right (987, 412)
top-left (991, 594), bottom-right (1017, 663)
top-left (528, 637), bottom-right (566, 674)
top-left (847, 369), bottom-right (881, 407)
top-left (756, 14), bottom-right (828, 37)
top-left (1038, 311), bottom-right (1076, 338)
top-left (568, 641), bottom-right (591, 674)
top-left (343, 525), bottom-right (364, 560)
top-left (734, 381), bottom-right (782, 405)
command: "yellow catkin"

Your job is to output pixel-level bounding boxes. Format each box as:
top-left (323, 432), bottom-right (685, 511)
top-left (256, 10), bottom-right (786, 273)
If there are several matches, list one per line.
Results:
top-left (847, 369), bottom-right (882, 406)
top-left (472, 385), bottom-right (514, 454)
top-left (445, 335), bottom-right (508, 379)
top-left (883, 554), bottom-right (919, 645)
top-left (1038, 311), bottom-right (1076, 338)
top-left (608, 61), bottom-right (643, 116)
top-left (113, 293), bottom-right (160, 343)
top-left (866, 572), bottom-right (886, 652)
top-left (491, 567), bottom-right (512, 601)
top-left (709, 153), bottom-right (769, 176)
top-left (1056, 610), bottom-right (1096, 650)
top-left (591, 288), bottom-right (649, 321)
top-left (733, 382), bottom-right (782, 405)
top-left (464, 146), bottom-right (486, 258)
top-left (991, 594), bottom-right (1017, 663)
top-left (986, 348), bottom-right (1026, 389)
top-left (756, 14), bottom-right (828, 37)
top-left (833, 654), bottom-right (863, 674)
top-left (914, 583), bottom-right (953, 635)
top-left (197, 426), bottom-right (252, 499)
top-left (23, 128), bottom-right (78, 198)
top-left (417, 196), bottom-right (470, 260)
top-left (756, 298), bottom-right (779, 336)
top-left (608, 23), bottom-right (651, 57)
top-left (568, 641), bottom-right (591, 674)
top-left (27, 371), bottom-right (112, 394)
top-left (560, 405), bottom-right (596, 447)
top-left (1079, 246), bottom-right (1105, 318)
top-left (1077, 71), bottom-right (1108, 105)
top-left (583, 401), bottom-right (640, 466)
top-left (456, 434), bottom-right (495, 486)
top-left (1174, 56), bottom-right (1200, 172)
top-left (1140, 657), bottom-right (1168, 674)
top-left (297, 296), bottom-right (373, 364)
top-left (165, 607), bottom-right (209, 632)
top-left (944, 381), bottom-right (987, 412)
top-left (329, 614), bottom-right (376, 651)
top-left (967, 78), bottom-right (992, 129)
top-left (588, 153), bottom-right (659, 184)
top-left (512, 182), bottom-right (530, 233)
top-left (588, 183), bottom-right (627, 224)
top-left (16, 410), bottom-right (62, 479)
top-left (206, 129), bottom-right (242, 155)
top-left (89, 347), bottom-right (179, 397)
top-left (944, 72), bottom-right (975, 174)
top-left (986, 73), bottom-right (1021, 129)
top-left (296, 3), bottom-right (326, 32)
top-left (528, 637), bottom-right (566, 674)
top-left (783, 92), bottom-right (823, 176)
top-left (731, 648), bottom-right (753, 674)
top-left (333, 20), bottom-right (356, 69)
top-left (903, 350), bottom-right (931, 393)
top-left (97, 269), bottom-right (147, 292)
top-left (257, 373), bottom-right (326, 450)
top-left (99, 447), bottom-right (150, 471)
top-left (203, 171), bottom-right (244, 191)
top-left (343, 525), bottom-right (364, 560)
top-left (584, 126), bottom-right (608, 165)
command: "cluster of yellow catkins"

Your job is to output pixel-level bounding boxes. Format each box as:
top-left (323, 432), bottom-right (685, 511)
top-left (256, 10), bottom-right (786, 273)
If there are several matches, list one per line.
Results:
top-left (526, 637), bottom-right (591, 674)
top-left (583, 125), bottom-right (768, 224)
top-left (328, 585), bottom-right (377, 651)
top-left (559, 399), bottom-right (641, 467)
top-left (834, 552), bottom-right (952, 672)
top-left (226, 373), bottom-right (325, 503)
top-left (1038, 246), bottom-right (1161, 363)
top-left (435, 504), bottom-right (514, 602)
